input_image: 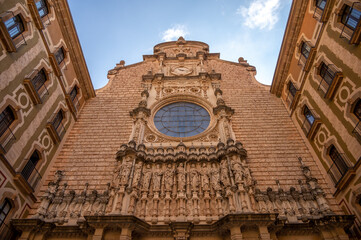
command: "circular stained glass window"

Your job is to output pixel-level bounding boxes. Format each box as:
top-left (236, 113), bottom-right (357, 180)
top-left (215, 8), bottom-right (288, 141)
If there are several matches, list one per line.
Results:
top-left (154, 102), bottom-right (210, 138)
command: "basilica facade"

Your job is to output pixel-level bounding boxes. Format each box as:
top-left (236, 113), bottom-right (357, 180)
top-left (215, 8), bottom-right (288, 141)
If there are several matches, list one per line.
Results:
top-left (10, 37), bottom-right (354, 239)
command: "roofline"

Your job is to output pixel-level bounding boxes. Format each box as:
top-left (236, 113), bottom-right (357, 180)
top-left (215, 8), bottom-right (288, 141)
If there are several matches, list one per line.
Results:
top-left (270, 0), bottom-right (308, 96)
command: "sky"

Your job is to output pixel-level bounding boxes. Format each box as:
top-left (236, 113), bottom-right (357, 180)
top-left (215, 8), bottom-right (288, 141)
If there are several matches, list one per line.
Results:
top-left (68, 0), bottom-right (292, 90)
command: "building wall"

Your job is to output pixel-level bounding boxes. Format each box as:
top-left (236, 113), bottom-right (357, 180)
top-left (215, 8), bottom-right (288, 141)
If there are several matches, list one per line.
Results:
top-left (272, 0), bottom-right (361, 236)
top-left (0, 0), bottom-right (94, 237)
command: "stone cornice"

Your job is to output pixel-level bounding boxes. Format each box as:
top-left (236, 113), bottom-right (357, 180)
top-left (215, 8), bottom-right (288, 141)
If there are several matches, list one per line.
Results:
top-left (52, 0), bottom-right (95, 99)
top-left (270, 0), bottom-right (308, 96)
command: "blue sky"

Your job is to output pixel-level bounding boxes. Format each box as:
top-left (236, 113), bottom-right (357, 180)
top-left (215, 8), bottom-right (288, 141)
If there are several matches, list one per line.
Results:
top-left (68, 0), bottom-right (292, 89)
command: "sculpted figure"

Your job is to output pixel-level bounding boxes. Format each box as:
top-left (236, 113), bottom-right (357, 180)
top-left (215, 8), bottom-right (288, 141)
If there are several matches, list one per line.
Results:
top-left (177, 163), bottom-right (186, 192)
top-left (120, 156), bottom-right (133, 185)
top-left (82, 190), bottom-right (97, 215)
top-left (152, 163), bottom-right (163, 192)
top-left (189, 163), bottom-right (199, 191)
top-left (57, 190), bottom-right (75, 220)
top-left (132, 161), bottom-right (143, 188)
top-left (141, 163), bottom-right (152, 191)
top-left (47, 184), bottom-right (67, 219)
top-left (200, 162), bottom-right (210, 191)
top-left (35, 181), bottom-right (58, 218)
top-left (209, 162), bottom-right (221, 191)
top-left (70, 184), bottom-right (88, 218)
top-left (232, 161), bottom-right (244, 185)
top-left (164, 163), bottom-right (174, 192)
top-left (220, 159), bottom-right (231, 187)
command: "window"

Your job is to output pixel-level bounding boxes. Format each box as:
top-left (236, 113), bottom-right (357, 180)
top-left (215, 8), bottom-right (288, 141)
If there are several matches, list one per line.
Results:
top-left (353, 99), bottom-right (361, 120)
top-left (4, 15), bottom-right (24, 39)
top-left (316, 0), bottom-right (327, 10)
top-left (21, 151), bottom-right (40, 181)
top-left (341, 5), bottom-right (361, 31)
top-left (301, 42), bottom-right (311, 59)
top-left (52, 110), bottom-right (65, 140)
top-left (31, 69), bottom-right (47, 97)
top-left (0, 107), bottom-right (15, 138)
top-left (36, 0), bottom-right (49, 18)
top-left (154, 102), bottom-right (210, 138)
top-left (327, 145), bottom-right (350, 184)
top-left (289, 82), bottom-right (297, 97)
top-left (70, 86), bottom-right (78, 101)
top-left (304, 106), bottom-right (315, 126)
top-left (55, 47), bottom-right (65, 65)
top-left (319, 62), bottom-right (334, 86)
top-left (0, 199), bottom-right (12, 228)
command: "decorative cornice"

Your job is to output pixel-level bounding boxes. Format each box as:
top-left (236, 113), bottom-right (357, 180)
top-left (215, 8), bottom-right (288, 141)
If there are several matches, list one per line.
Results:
top-left (270, 0), bottom-right (308, 96)
top-left (52, 0), bottom-right (95, 99)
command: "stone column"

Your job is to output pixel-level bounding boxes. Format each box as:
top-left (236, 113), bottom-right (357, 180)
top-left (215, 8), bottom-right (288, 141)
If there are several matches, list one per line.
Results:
top-left (92, 228), bottom-right (104, 240)
top-left (229, 225), bottom-right (243, 240)
top-left (258, 226), bottom-right (271, 240)
top-left (119, 227), bottom-right (132, 240)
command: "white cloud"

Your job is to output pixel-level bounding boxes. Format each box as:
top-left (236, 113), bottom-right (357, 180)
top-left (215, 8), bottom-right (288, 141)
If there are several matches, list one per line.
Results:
top-left (161, 25), bottom-right (189, 42)
top-left (237, 0), bottom-right (281, 30)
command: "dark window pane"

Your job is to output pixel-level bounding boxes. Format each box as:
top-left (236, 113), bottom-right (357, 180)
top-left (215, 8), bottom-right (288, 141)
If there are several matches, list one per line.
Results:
top-left (304, 106), bottom-right (315, 125)
top-left (4, 15), bottom-right (24, 39)
top-left (0, 199), bottom-right (12, 228)
top-left (21, 151), bottom-right (40, 181)
top-left (31, 69), bottom-right (47, 92)
top-left (301, 42), bottom-right (311, 58)
top-left (55, 48), bottom-right (65, 64)
top-left (0, 107), bottom-right (15, 137)
top-left (329, 146), bottom-right (348, 175)
top-left (341, 5), bottom-right (361, 30)
top-left (316, 0), bottom-right (327, 10)
top-left (154, 102), bottom-right (210, 138)
top-left (289, 82), bottom-right (297, 97)
top-left (70, 87), bottom-right (78, 101)
top-left (52, 111), bottom-right (63, 130)
top-left (354, 99), bottom-right (361, 120)
top-left (36, 0), bottom-right (49, 18)
top-left (319, 62), bottom-right (334, 85)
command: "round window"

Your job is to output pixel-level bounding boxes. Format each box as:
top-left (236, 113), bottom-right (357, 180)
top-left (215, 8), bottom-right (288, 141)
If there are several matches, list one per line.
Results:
top-left (154, 102), bottom-right (210, 138)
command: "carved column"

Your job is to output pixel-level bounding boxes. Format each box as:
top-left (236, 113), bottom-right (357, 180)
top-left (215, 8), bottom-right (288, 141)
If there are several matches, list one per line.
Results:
top-left (229, 225), bottom-right (243, 240)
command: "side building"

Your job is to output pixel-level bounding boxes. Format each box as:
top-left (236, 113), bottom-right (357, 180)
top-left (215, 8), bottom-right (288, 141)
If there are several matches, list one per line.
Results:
top-left (272, 0), bottom-right (361, 237)
top-left (0, 0), bottom-right (95, 238)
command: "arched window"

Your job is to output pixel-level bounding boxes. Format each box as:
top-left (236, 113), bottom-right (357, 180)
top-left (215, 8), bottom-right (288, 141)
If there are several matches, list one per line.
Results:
top-left (315, 0), bottom-right (327, 10)
top-left (301, 42), bottom-right (311, 59)
top-left (31, 68), bottom-right (48, 99)
top-left (341, 5), bottom-right (361, 31)
top-left (0, 107), bottom-right (15, 138)
top-left (327, 145), bottom-right (350, 184)
top-left (36, 0), bottom-right (49, 18)
top-left (21, 150), bottom-right (40, 181)
top-left (4, 15), bottom-right (24, 39)
top-left (69, 86), bottom-right (80, 112)
top-left (303, 106), bottom-right (315, 126)
top-left (0, 198), bottom-right (12, 228)
top-left (55, 47), bottom-right (65, 65)
top-left (353, 98), bottom-right (361, 120)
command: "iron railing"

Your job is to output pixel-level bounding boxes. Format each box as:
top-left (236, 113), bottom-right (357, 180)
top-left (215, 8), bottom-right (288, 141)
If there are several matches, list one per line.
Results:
top-left (353, 120), bottom-right (361, 142)
top-left (327, 152), bottom-right (353, 185)
top-left (20, 160), bottom-right (42, 191)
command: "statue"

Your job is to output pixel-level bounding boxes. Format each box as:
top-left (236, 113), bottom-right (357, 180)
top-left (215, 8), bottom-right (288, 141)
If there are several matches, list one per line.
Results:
top-left (177, 163), bottom-right (186, 192)
top-left (209, 162), bottom-right (221, 191)
top-left (189, 163), bottom-right (199, 192)
top-left (141, 163), bottom-right (152, 191)
top-left (152, 163), bottom-right (163, 192)
top-left (164, 163), bottom-right (174, 192)
top-left (132, 161), bottom-right (143, 189)
top-left (220, 159), bottom-right (231, 187)
top-left (200, 162), bottom-right (210, 192)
